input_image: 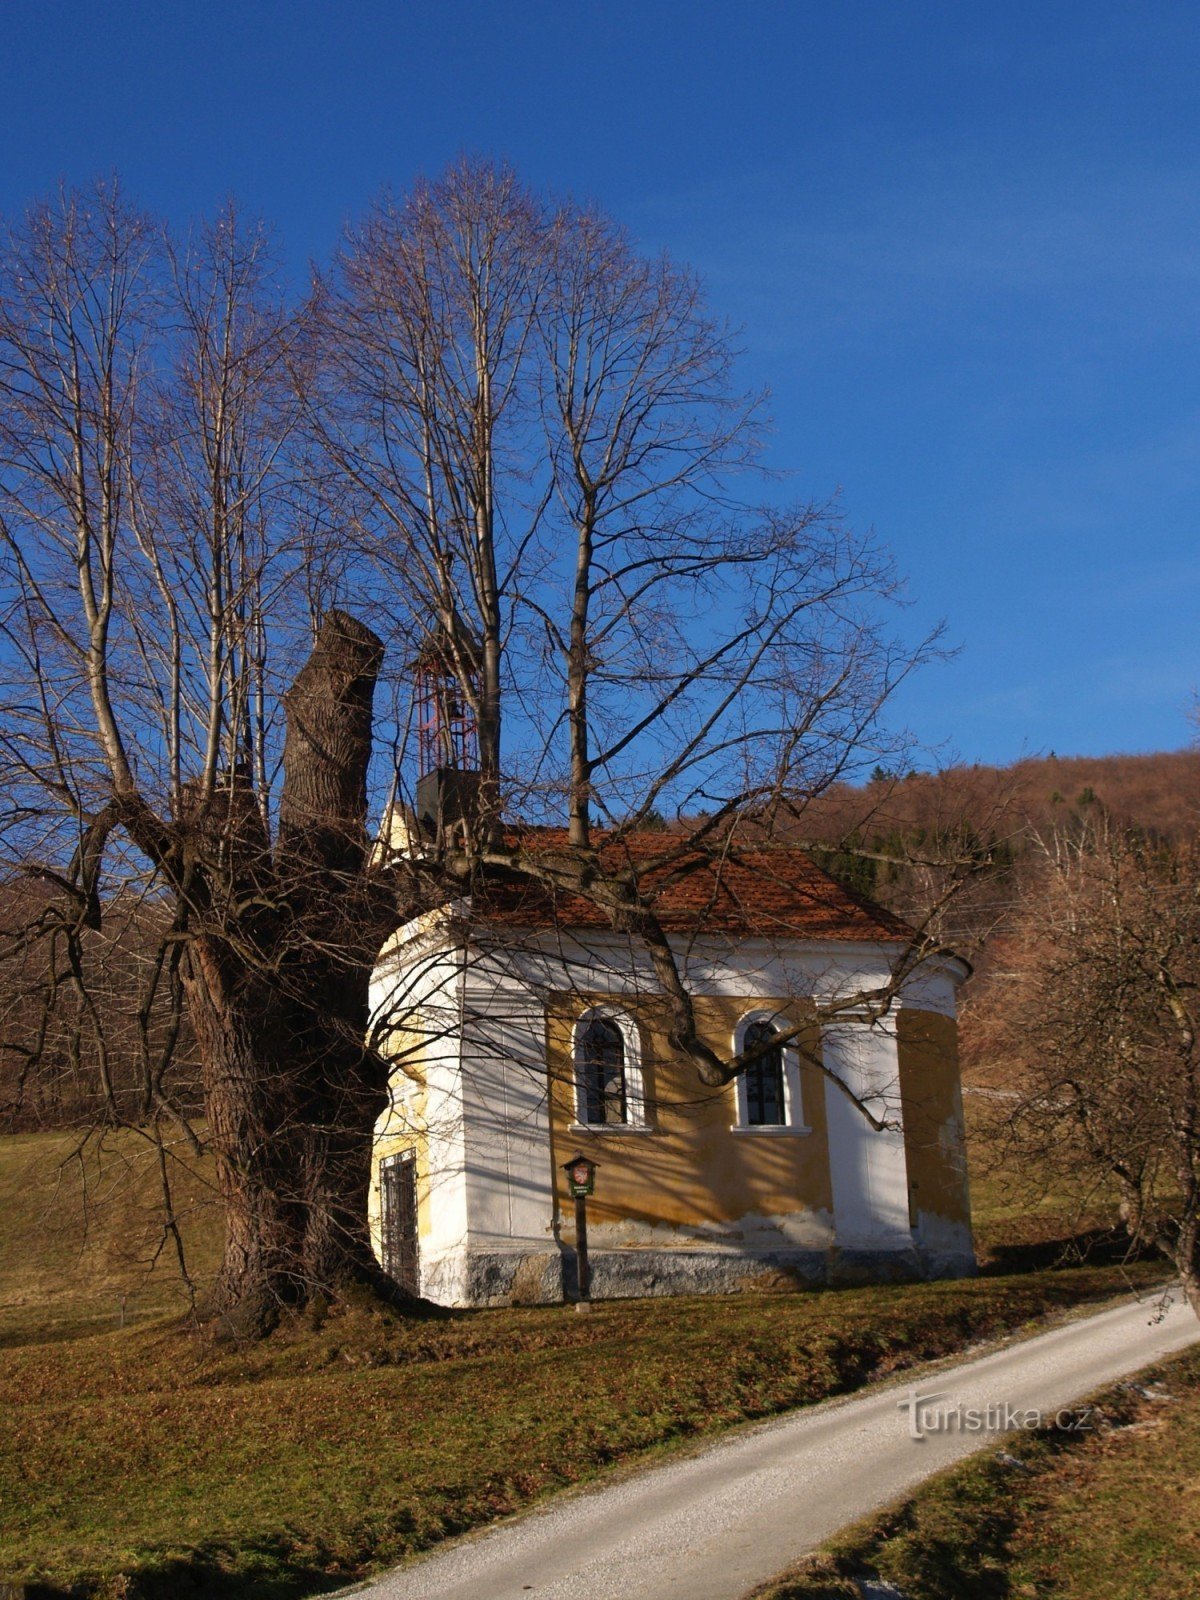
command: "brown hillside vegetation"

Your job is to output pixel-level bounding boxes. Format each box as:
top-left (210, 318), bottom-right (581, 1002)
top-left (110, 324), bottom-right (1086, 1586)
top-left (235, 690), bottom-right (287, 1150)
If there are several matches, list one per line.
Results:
top-left (797, 748), bottom-right (1199, 1095)
top-left (803, 747), bottom-right (1200, 851)
top-left (799, 746), bottom-right (1199, 940)
top-left (0, 878), bottom-right (201, 1132)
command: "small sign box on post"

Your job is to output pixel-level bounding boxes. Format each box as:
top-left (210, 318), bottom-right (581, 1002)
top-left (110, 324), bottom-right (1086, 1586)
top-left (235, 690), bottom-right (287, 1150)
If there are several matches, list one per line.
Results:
top-left (565, 1153), bottom-right (595, 1197)
top-left (561, 1151), bottom-right (598, 1306)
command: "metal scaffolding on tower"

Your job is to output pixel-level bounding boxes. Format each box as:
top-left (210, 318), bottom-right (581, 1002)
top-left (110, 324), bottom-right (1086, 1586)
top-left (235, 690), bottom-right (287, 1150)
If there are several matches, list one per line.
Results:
top-left (411, 616), bottom-right (483, 839)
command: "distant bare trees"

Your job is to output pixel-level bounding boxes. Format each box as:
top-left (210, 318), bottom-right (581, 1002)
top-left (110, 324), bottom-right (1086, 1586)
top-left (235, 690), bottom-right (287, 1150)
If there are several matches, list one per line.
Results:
top-left (982, 820), bottom-right (1200, 1319)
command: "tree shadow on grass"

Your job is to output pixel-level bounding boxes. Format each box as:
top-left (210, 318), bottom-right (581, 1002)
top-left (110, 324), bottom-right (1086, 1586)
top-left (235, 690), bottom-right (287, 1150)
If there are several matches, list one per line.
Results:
top-left (21, 1540), bottom-right (362, 1600)
top-left (979, 1223), bottom-right (1158, 1277)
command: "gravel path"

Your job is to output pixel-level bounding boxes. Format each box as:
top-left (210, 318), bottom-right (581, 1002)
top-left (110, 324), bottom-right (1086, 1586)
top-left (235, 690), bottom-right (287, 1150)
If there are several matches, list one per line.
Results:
top-left (336, 1286), bottom-right (1198, 1600)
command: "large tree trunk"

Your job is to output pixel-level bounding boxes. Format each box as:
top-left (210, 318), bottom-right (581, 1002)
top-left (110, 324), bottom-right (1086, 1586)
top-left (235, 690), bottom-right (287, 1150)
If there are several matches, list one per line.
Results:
top-left (185, 943), bottom-right (305, 1338)
top-left (184, 612), bottom-right (406, 1339)
top-left (186, 945), bottom-right (396, 1338)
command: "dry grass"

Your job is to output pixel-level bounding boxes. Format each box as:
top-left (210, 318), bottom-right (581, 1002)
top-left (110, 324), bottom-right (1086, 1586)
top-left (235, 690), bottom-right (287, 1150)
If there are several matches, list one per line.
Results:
top-left (0, 1123), bottom-right (1170, 1599)
top-left (0, 1266), bottom-right (1166, 1600)
top-left (0, 1128), bottom-right (221, 1346)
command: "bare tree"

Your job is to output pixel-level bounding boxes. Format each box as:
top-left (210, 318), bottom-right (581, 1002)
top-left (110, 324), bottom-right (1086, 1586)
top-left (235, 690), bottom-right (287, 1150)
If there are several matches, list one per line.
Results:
top-left (312, 160), bottom-right (943, 1095)
top-left (984, 818), bottom-right (1200, 1318)
top-left (305, 161), bottom-right (547, 833)
top-left (2, 167), bottom-right (953, 1338)
top-left (0, 183), bottom-right (426, 1337)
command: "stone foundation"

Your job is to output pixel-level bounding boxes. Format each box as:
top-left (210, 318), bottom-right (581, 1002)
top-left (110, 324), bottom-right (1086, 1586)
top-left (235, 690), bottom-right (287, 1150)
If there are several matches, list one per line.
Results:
top-left (440, 1240), bottom-right (974, 1307)
top-left (462, 1249), bottom-right (565, 1307)
top-left (912, 1246), bottom-right (978, 1281)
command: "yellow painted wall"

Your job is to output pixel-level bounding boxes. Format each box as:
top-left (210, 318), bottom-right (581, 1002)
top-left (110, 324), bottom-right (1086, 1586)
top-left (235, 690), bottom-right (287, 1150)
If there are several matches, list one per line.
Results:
top-left (545, 994), bottom-right (834, 1239)
top-left (370, 982), bottom-right (971, 1268)
top-left (896, 1008), bottom-right (972, 1230)
top-left (368, 1024), bottom-right (431, 1256)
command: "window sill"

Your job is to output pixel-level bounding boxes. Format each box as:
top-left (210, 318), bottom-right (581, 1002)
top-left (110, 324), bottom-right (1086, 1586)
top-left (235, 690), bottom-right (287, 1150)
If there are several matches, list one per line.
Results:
top-left (568, 1122), bottom-right (658, 1135)
top-left (729, 1124), bottom-right (812, 1137)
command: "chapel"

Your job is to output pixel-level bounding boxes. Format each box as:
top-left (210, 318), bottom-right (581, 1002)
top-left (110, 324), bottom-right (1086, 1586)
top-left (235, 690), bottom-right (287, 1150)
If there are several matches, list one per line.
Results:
top-left (366, 638), bottom-right (974, 1307)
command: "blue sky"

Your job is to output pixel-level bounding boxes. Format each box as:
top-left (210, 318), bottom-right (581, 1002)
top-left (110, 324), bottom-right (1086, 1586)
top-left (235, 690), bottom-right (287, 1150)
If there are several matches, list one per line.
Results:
top-left (3, 1), bottom-right (1196, 767)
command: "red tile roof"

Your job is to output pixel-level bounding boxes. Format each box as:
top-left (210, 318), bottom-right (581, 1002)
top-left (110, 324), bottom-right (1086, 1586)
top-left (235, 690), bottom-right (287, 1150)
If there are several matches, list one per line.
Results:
top-left (473, 829), bottom-right (913, 944)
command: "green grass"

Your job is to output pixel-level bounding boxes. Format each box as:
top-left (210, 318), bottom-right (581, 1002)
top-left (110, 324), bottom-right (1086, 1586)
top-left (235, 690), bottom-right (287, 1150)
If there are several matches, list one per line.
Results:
top-left (0, 1124), bottom-right (1171, 1600)
top-left (754, 1344), bottom-right (1200, 1600)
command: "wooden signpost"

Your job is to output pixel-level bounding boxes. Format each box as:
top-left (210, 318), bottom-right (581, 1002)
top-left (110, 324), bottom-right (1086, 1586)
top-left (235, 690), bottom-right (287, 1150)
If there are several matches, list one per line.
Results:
top-left (561, 1152), bottom-right (598, 1306)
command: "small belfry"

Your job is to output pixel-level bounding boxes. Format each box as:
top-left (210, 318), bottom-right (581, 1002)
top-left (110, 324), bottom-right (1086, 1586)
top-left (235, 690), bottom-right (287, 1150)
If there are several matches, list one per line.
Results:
top-left (412, 616), bottom-right (483, 842)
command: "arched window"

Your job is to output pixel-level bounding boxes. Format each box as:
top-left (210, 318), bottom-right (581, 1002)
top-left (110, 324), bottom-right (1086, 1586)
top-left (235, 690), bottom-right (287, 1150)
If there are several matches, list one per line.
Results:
top-left (732, 1011), bottom-right (809, 1134)
top-left (573, 1007), bottom-right (647, 1128)
top-left (581, 1016), bottom-right (627, 1124)
top-left (742, 1019), bottom-right (786, 1126)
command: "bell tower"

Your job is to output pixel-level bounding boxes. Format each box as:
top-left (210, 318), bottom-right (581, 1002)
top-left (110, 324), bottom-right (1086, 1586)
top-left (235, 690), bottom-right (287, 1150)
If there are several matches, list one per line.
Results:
top-left (412, 620), bottom-right (483, 840)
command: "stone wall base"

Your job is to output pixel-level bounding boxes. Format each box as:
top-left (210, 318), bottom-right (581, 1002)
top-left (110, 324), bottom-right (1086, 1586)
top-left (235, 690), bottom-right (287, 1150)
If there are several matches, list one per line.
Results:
top-left (446, 1241), bottom-right (976, 1307)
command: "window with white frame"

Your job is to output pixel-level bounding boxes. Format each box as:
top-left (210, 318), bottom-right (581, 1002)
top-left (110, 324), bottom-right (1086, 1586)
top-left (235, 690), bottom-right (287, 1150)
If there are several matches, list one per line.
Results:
top-left (573, 1006), bottom-right (647, 1128)
top-left (732, 1011), bottom-right (809, 1133)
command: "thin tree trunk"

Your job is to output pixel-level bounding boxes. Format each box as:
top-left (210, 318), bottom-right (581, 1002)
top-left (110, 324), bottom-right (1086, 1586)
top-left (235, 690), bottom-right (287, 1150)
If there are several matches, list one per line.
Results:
top-left (1118, 1176), bottom-right (1153, 1250)
top-left (1178, 1213), bottom-right (1200, 1322)
top-left (567, 492), bottom-right (596, 849)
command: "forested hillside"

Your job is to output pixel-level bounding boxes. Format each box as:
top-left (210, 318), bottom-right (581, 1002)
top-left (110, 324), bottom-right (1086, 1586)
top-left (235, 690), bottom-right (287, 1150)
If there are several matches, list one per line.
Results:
top-left (800, 745), bottom-right (1200, 934)
top-left (813, 748), bottom-right (1199, 842)
top-left (800, 747), bottom-right (1199, 1087)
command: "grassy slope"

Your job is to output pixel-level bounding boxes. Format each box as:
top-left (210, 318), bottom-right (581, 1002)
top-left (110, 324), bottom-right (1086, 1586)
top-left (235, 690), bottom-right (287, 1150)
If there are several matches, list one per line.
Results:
top-left (0, 1129), bottom-right (221, 1345)
top-left (0, 1269), bottom-right (1167, 1600)
top-left (0, 1123), bottom-right (1169, 1599)
top-left (0, 1101), bottom-right (1115, 1347)
top-left (755, 1344), bottom-right (1200, 1600)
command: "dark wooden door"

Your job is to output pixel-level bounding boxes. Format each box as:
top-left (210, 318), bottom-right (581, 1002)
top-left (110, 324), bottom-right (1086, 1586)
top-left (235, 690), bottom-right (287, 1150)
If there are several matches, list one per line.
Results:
top-left (380, 1151), bottom-right (419, 1294)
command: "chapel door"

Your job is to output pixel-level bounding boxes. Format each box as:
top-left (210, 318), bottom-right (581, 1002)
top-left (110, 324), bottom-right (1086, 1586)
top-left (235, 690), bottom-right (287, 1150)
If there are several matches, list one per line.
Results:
top-left (380, 1151), bottom-right (419, 1294)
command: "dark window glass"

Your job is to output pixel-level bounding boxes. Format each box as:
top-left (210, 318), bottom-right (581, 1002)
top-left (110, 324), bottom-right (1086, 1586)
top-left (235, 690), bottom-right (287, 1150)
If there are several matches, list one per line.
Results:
top-left (580, 1016), bottom-right (628, 1124)
top-left (743, 1021), bottom-right (786, 1126)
